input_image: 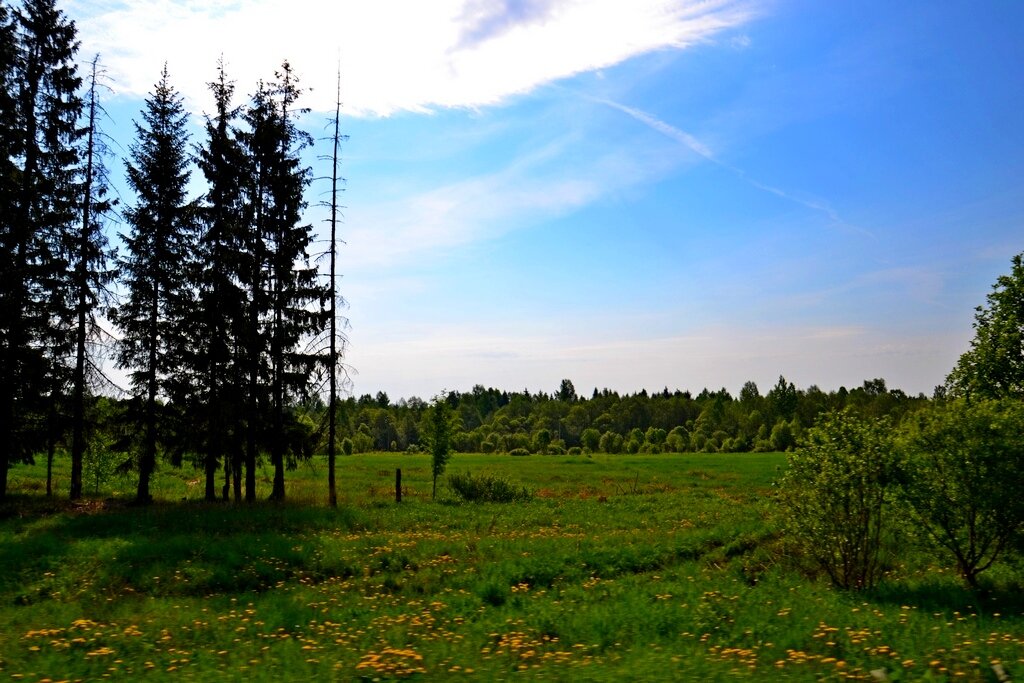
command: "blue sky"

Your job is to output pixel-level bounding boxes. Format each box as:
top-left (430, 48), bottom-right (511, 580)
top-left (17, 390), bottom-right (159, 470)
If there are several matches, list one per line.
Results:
top-left (70, 0), bottom-right (1024, 400)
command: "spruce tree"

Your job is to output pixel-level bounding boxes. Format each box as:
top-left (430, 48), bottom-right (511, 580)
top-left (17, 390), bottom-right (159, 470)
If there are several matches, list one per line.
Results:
top-left (195, 58), bottom-right (248, 502)
top-left (265, 63), bottom-right (327, 501)
top-left (0, 0), bottom-right (82, 500)
top-left (0, 1), bottom-right (17, 500)
top-left (113, 66), bottom-right (197, 504)
top-left (239, 63), bottom-right (327, 502)
top-left (238, 81), bottom-right (273, 503)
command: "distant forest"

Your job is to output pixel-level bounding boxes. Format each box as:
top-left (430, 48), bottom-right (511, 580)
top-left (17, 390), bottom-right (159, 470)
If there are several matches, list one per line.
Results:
top-left (328, 377), bottom-right (930, 457)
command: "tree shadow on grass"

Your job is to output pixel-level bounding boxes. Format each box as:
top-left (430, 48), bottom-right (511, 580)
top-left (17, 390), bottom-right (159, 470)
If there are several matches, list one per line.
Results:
top-left (0, 495), bottom-right (367, 603)
top-left (868, 576), bottom-right (1024, 616)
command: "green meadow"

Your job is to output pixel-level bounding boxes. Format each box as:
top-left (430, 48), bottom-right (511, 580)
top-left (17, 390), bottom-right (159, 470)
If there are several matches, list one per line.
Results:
top-left (1, 453), bottom-right (1022, 681)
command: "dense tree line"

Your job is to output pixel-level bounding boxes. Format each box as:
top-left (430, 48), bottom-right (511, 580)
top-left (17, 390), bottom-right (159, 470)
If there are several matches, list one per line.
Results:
top-left (317, 377), bottom-right (930, 457)
top-left (0, 0), bottom-right (335, 503)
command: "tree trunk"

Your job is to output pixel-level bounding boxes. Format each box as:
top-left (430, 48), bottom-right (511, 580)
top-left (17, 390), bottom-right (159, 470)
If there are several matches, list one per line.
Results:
top-left (327, 70), bottom-right (341, 508)
top-left (233, 440), bottom-right (243, 502)
top-left (137, 288), bottom-right (158, 505)
top-left (46, 446), bottom-right (53, 497)
top-left (245, 368), bottom-right (257, 503)
top-left (204, 377), bottom-right (219, 502)
top-left (269, 307), bottom-right (285, 501)
top-left (70, 67), bottom-right (97, 501)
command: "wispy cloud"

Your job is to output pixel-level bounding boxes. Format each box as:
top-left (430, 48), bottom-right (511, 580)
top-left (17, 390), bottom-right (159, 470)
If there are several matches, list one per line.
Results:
top-left (69, 0), bottom-right (757, 116)
top-left (341, 133), bottom-right (672, 267)
top-left (597, 97), bottom-right (872, 235)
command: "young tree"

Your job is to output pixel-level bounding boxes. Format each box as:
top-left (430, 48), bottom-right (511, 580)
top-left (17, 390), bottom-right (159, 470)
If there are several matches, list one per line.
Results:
top-left (427, 396), bottom-right (454, 499)
top-left (68, 55), bottom-right (116, 500)
top-left (899, 399), bottom-right (1024, 589)
top-left (113, 66), bottom-right (197, 504)
top-left (0, 0), bottom-right (82, 499)
top-left (946, 253), bottom-right (1024, 399)
top-left (778, 410), bottom-right (898, 590)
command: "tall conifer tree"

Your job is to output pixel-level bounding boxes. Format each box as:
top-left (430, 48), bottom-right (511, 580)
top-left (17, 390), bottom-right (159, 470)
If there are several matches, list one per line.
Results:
top-left (195, 58), bottom-right (248, 502)
top-left (113, 66), bottom-right (196, 504)
top-left (239, 63), bottom-right (327, 502)
top-left (0, 0), bottom-right (81, 499)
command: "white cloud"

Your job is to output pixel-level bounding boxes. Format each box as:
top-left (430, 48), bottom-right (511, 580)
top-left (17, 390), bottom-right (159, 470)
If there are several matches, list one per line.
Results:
top-left (68, 0), bottom-right (756, 116)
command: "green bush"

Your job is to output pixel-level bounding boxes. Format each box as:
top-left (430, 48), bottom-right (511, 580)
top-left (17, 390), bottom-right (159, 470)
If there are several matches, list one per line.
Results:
top-left (899, 398), bottom-right (1024, 588)
top-left (509, 448), bottom-right (530, 457)
top-left (448, 471), bottom-right (532, 503)
top-left (778, 409), bottom-right (898, 590)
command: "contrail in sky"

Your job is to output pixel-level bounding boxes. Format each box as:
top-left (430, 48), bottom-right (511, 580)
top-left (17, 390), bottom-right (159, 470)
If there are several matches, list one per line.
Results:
top-left (597, 97), bottom-right (872, 237)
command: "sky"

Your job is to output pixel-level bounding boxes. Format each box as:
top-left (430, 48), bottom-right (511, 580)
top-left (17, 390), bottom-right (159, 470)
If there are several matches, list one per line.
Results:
top-left (65, 0), bottom-right (1024, 401)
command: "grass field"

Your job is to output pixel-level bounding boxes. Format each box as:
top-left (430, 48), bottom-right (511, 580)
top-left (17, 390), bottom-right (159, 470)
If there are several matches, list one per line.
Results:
top-left (1, 452), bottom-right (1022, 680)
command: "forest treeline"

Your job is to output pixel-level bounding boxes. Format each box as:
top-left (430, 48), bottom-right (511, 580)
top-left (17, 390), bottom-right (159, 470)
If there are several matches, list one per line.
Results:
top-left (320, 376), bottom-right (930, 456)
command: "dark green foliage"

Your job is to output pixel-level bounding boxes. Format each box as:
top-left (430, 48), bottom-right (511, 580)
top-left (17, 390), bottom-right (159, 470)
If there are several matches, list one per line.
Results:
top-left (0, 0), bottom-right (83, 499)
top-left (447, 471), bottom-right (532, 502)
top-left (113, 66), bottom-right (197, 504)
top-left (191, 59), bottom-right (253, 503)
top-left (899, 398), bottom-right (1024, 588)
top-left (238, 63), bottom-right (328, 502)
top-left (778, 410), bottom-right (898, 590)
top-left (946, 252), bottom-right (1024, 399)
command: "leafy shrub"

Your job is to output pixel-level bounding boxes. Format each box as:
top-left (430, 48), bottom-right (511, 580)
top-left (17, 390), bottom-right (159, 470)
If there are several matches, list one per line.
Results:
top-left (567, 446), bottom-right (582, 456)
top-left (778, 409), bottom-right (897, 590)
top-left (341, 438), bottom-right (353, 456)
top-left (599, 431), bottom-right (623, 454)
top-left (448, 471), bottom-right (532, 503)
top-left (509, 448), bottom-right (530, 457)
top-left (899, 398), bottom-right (1024, 588)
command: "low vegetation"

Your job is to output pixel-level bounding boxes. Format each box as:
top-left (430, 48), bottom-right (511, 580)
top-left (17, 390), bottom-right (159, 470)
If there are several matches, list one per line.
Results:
top-left (1, 451), bottom-right (1022, 681)
top-left (447, 471), bottom-right (532, 503)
